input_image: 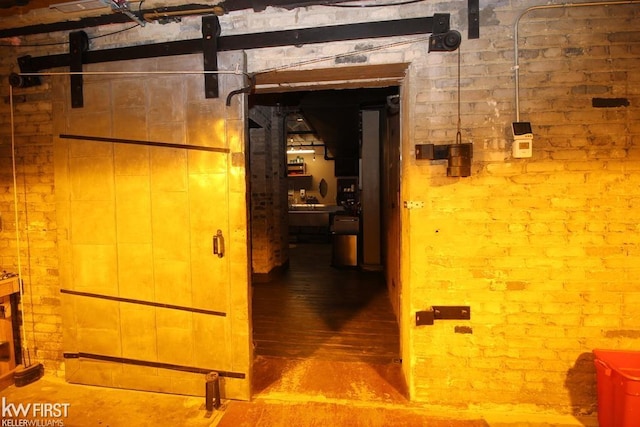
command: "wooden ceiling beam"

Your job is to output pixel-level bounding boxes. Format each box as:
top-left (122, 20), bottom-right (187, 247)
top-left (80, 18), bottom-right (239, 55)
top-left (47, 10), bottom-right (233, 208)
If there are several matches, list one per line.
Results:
top-left (253, 63), bottom-right (409, 93)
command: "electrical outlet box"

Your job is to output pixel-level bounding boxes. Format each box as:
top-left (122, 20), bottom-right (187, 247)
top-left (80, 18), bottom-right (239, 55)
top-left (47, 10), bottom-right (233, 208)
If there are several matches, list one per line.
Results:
top-left (512, 122), bottom-right (533, 158)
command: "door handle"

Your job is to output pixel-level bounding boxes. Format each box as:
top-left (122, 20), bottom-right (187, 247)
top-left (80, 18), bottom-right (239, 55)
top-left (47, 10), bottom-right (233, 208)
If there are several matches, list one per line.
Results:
top-left (212, 230), bottom-right (225, 258)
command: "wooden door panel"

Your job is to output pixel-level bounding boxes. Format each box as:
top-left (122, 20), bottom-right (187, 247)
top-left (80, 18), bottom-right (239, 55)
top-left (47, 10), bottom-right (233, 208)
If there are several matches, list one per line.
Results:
top-left (55, 54), bottom-right (250, 398)
top-left (119, 305), bottom-right (157, 360)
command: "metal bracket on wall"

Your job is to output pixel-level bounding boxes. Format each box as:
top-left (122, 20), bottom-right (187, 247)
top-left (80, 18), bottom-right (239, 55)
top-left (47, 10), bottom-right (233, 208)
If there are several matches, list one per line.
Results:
top-left (38, 16), bottom-right (222, 107)
top-left (403, 201), bottom-right (424, 210)
top-left (416, 306), bottom-right (471, 326)
top-left (415, 144), bottom-right (448, 160)
top-left (414, 143), bottom-right (473, 177)
top-left (10, 56), bottom-right (41, 88)
top-left (468, 0), bottom-right (480, 39)
top-left (69, 31), bottom-right (89, 108)
top-left (202, 15), bottom-right (221, 99)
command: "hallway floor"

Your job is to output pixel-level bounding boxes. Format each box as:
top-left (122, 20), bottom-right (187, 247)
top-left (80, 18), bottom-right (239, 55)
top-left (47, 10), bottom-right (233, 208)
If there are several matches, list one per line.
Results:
top-left (1, 373), bottom-right (598, 426)
top-left (241, 243), bottom-right (598, 426)
top-left (252, 243), bottom-right (399, 364)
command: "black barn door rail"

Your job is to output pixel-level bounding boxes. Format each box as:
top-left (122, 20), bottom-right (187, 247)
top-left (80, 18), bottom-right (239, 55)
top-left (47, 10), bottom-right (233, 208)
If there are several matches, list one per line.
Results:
top-left (21, 16), bottom-right (443, 71)
top-left (14, 15), bottom-right (447, 106)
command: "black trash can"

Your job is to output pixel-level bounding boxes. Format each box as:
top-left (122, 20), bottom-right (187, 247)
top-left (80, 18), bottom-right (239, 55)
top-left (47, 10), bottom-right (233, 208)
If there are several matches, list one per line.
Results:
top-left (331, 216), bottom-right (359, 267)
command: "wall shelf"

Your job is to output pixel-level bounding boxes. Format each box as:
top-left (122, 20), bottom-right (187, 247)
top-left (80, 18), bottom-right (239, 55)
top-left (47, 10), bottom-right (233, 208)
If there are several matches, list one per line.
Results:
top-left (287, 162), bottom-right (306, 176)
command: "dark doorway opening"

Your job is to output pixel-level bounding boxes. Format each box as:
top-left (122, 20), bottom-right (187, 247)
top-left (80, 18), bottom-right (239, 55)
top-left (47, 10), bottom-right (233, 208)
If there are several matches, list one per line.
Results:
top-left (248, 85), bottom-right (404, 401)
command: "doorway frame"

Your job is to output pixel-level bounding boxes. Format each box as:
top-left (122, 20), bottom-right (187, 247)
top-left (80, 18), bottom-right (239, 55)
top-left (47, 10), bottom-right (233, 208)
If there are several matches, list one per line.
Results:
top-left (246, 62), bottom-right (410, 399)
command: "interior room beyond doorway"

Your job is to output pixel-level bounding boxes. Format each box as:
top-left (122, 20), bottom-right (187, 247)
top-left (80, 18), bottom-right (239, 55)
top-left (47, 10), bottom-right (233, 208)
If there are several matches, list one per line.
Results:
top-left (248, 84), bottom-right (403, 400)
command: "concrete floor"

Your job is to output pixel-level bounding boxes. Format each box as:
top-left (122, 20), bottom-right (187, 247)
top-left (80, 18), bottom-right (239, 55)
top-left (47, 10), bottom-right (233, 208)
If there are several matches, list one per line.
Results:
top-left (1, 358), bottom-right (599, 427)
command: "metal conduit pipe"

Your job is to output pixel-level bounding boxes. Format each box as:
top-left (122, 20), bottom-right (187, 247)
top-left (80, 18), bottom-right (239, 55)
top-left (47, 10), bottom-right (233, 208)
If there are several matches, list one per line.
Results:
top-left (226, 74), bottom-right (255, 106)
top-left (513, 0), bottom-right (640, 122)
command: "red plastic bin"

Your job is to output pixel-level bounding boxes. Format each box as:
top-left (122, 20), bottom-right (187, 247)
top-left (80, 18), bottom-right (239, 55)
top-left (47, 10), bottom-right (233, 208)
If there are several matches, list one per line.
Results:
top-left (593, 349), bottom-right (640, 427)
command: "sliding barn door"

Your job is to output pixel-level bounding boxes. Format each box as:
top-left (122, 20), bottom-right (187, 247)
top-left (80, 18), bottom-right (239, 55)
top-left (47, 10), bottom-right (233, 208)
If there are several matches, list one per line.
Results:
top-left (53, 53), bottom-right (251, 399)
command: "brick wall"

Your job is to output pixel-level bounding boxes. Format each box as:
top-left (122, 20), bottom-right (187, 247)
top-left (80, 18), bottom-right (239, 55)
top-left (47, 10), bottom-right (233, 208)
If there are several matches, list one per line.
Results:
top-left (401, 1), bottom-right (640, 414)
top-left (0, 71), bottom-right (62, 375)
top-left (249, 105), bottom-right (288, 275)
top-left (1, 0), bottom-right (639, 416)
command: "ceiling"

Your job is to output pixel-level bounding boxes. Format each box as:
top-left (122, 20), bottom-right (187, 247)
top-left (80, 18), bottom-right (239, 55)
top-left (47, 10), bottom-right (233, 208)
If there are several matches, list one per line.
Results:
top-left (0, 0), bottom-right (356, 19)
top-left (0, 0), bottom-right (48, 16)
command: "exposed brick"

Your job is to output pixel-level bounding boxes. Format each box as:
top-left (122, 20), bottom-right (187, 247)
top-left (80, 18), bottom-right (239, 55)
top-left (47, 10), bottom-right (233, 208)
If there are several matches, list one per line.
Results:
top-left (0, 0), bottom-right (638, 417)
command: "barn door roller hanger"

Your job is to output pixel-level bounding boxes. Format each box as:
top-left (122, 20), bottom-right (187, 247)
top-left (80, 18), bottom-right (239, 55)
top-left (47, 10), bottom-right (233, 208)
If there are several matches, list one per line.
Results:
top-left (68, 15), bottom-right (219, 108)
top-left (9, 14), bottom-right (222, 108)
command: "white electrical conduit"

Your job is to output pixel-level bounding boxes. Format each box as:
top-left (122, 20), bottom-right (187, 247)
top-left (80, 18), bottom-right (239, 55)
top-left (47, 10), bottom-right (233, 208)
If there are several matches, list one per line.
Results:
top-left (8, 68), bottom-right (247, 360)
top-left (513, 0), bottom-right (640, 122)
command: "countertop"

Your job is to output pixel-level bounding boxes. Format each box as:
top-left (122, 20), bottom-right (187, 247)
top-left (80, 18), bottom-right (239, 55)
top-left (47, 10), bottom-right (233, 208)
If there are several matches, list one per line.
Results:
top-left (289, 204), bottom-right (344, 213)
top-left (0, 276), bottom-right (19, 297)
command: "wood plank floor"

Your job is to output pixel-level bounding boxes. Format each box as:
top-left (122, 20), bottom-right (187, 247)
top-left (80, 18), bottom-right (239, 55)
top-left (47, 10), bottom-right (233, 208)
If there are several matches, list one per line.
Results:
top-left (218, 400), bottom-right (490, 427)
top-left (252, 243), bottom-right (400, 364)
